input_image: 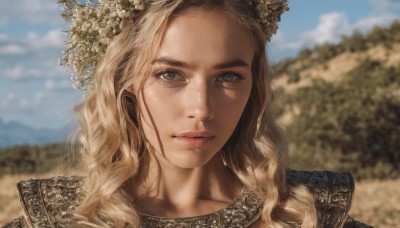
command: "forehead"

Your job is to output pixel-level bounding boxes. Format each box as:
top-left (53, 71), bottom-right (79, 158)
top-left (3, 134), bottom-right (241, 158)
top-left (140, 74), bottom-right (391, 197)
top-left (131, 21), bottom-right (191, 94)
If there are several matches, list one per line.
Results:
top-left (156, 8), bottom-right (255, 65)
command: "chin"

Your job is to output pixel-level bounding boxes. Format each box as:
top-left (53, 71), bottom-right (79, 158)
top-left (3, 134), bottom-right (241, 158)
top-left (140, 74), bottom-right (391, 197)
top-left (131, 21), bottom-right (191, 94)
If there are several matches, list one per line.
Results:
top-left (166, 150), bottom-right (218, 169)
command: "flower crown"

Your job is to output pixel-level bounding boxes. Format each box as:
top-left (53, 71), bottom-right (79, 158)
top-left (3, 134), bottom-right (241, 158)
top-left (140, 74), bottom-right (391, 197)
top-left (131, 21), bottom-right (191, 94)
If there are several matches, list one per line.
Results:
top-left (57, 0), bottom-right (288, 91)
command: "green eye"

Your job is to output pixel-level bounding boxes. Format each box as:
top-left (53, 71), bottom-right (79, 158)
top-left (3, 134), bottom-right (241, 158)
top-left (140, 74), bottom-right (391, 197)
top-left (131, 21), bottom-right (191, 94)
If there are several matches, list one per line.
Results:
top-left (160, 72), bottom-right (179, 81)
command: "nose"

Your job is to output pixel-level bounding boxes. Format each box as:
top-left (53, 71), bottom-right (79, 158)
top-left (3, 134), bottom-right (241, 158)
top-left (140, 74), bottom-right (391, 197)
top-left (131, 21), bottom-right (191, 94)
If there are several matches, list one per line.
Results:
top-left (186, 79), bottom-right (214, 121)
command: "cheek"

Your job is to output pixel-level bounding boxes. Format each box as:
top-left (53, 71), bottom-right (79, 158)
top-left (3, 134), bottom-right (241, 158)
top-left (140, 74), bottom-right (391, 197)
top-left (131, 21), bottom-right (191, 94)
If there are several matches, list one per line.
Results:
top-left (136, 91), bottom-right (170, 152)
top-left (138, 87), bottom-right (180, 133)
top-left (215, 89), bottom-right (251, 126)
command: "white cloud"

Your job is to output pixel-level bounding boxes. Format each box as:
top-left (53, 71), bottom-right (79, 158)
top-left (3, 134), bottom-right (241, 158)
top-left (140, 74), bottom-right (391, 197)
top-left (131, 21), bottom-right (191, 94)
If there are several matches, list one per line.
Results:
top-left (35, 92), bottom-right (44, 101)
top-left (4, 65), bottom-right (24, 79)
top-left (0, 29), bottom-right (67, 82)
top-left (0, 92), bottom-right (44, 110)
top-left (0, 34), bottom-right (8, 41)
top-left (274, 1), bottom-right (400, 52)
top-left (4, 65), bottom-right (47, 79)
top-left (3, 62), bottom-right (67, 81)
top-left (27, 29), bottom-right (65, 49)
top-left (0, 0), bottom-right (61, 27)
top-left (353, 0), bottom-right (400, 32)
top-left (0, 86), bottom-right (78, 129)
top-left (369, 0), bottom-right (400, 13)
top-left (304, 12), bottom-right (352, 44)
top-left (42, 29), bottom-right (65, 47)
top-left (0, 44), bottom-right (27, 55)
top-left (273, 12), bottom-right (352, 51)
top-left (19, 98), bottom-right (29, 108)
top-left (354, 14), bottom-right (398, 32)
top-left (270, 30), bottom-right (288, 49)
top-left (0, 1), bottom-right (82, 129)
top-left (45, 79), bottom-right (73, 90)
top-left (0, 29), bottom-right (64, 60)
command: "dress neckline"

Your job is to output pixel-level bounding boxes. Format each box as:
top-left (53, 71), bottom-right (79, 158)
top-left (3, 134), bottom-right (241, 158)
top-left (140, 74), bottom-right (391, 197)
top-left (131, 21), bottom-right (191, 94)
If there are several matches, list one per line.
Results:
top-left (139, 187), bottom-right (264, 227)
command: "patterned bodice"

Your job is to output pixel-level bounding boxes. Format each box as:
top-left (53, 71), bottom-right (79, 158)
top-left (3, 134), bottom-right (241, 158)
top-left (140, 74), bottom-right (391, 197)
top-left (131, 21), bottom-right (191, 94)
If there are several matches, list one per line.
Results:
top-left (3, 170), bottom-right (372, 228)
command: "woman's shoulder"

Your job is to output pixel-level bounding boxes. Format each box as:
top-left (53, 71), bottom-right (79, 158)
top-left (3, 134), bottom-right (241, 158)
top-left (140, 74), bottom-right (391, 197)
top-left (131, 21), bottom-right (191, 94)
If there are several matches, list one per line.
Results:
top-left (3, 172), bottom-right (372, 228)
top-left (3, 176), bottom-right (84, 228)
top-left (287, 170), bottom-right (372, 228)
top-left (287, 169), bottom-right (355, 210)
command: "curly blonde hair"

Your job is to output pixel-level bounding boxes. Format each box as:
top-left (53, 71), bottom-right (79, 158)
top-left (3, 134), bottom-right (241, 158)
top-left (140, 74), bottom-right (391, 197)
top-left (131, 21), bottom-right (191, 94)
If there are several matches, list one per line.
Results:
top-left (74, 0), bottom-right (317, 227)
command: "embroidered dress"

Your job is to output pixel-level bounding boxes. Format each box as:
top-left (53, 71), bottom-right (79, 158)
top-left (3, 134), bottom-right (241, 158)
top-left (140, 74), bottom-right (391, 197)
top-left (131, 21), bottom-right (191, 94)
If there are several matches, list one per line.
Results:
top-left (139, 187), bottom-right (263, 228)
top-left (3, 170), bottom-right (372, 228)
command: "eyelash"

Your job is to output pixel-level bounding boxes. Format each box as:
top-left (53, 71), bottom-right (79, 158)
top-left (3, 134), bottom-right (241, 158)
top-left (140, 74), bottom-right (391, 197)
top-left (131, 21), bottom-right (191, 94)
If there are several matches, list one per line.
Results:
top-left (153, 70), bottom-right (184, 84)
top-left (216, 73), bottom-right (243, 83)
top-left (152, 69), bottom-right (244, 85)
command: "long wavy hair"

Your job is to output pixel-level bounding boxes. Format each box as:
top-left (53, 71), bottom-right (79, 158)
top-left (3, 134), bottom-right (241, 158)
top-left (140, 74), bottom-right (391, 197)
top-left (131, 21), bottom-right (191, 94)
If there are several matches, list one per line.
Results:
top-left (74, 0), bottom-right (317, 227)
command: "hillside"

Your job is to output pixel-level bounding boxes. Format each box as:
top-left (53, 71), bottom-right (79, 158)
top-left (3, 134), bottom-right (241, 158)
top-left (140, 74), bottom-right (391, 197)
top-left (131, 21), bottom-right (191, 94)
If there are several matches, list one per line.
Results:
top-left (272, 20), bottom-right (400, 93)
top-left (273, 43), bottom-right (400, 93)
top-left (271, 21), bottom-right (400, 179)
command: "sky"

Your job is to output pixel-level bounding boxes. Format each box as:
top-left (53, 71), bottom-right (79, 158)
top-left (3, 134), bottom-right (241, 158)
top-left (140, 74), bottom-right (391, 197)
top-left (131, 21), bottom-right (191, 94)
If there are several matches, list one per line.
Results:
top-left (0, 0), bottom-right (400, 130)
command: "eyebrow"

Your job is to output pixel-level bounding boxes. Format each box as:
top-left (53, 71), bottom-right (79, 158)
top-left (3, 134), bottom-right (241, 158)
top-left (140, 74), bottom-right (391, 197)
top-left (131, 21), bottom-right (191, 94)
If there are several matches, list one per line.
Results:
top-left (152, 57), bottom-right (250, 69)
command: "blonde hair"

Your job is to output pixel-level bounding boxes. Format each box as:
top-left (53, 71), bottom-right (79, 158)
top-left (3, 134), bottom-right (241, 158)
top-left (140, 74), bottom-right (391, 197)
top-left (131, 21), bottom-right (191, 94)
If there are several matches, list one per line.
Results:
top-left (74, 0), bottom-right (317, 227)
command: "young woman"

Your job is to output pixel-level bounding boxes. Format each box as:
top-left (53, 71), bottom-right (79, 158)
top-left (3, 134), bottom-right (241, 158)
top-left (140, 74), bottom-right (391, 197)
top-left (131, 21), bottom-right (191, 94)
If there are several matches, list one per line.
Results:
top-left (4, 0), bottom-right (370, 227)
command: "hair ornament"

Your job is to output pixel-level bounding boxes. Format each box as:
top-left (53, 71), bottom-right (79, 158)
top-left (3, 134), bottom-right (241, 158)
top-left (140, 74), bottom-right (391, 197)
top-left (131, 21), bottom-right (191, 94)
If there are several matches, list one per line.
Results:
top-left (248, 0), bottom-right (288, 42)
top-left (57, 0), bottom-right (288, 91)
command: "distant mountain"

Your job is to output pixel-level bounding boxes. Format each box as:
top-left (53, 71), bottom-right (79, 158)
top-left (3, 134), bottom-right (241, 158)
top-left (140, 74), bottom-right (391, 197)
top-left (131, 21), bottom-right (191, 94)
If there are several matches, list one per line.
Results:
top-left (0, 118), bottom-right (65, 148)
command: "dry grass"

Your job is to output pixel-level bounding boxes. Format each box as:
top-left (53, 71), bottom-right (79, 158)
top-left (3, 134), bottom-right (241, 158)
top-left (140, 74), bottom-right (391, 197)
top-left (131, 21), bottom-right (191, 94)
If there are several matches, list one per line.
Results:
top-left (0, 173), bottom-right (50, 225)
top-left (0, 172), bottom-right (399, 227)
top-left (0, 167), bottom-right (82, 226)
top-left (273, 44), bottom-right (400, 96)
top-left (349, 178), bottom-right (400, 227)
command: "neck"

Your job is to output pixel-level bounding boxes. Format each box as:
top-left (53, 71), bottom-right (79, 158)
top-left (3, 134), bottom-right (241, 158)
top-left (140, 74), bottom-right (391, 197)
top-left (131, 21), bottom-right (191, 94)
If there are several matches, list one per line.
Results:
top-left (133, 153), bottom-right (242, 217)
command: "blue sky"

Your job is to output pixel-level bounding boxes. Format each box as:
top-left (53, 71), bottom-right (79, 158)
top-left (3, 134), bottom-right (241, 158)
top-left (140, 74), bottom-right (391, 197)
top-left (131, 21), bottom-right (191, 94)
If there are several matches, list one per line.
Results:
top-left (1, 0), bottom-right (400, 130)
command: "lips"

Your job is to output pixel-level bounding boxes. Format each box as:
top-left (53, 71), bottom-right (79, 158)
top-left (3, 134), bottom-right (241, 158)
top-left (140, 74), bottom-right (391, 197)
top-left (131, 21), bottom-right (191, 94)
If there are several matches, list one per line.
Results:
top-left (173, 130), bottom-right (215, 147)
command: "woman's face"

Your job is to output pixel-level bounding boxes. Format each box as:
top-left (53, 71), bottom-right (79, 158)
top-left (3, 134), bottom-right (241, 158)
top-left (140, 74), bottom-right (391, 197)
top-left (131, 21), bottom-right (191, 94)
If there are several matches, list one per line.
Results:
top-left (136, 8), bottom-right (255, 169)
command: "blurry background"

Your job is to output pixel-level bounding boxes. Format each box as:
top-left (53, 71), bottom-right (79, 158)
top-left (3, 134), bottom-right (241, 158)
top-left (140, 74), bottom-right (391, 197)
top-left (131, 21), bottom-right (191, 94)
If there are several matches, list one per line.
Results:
top-left (0, 0), bottom-right (399, 227)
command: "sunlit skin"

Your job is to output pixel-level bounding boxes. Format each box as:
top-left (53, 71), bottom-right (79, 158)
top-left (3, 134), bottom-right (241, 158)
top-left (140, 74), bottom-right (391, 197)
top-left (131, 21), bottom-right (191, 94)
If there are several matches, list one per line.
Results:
top-left (130, 8), bottom-right (262, 226)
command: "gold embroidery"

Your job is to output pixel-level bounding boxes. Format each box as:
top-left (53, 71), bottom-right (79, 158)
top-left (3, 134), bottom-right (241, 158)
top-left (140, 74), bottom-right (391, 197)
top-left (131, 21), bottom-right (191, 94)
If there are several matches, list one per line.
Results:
top-left (4, 171), bottom-right (370, 227)
top-left (139, 188), bottom-right (263, 228)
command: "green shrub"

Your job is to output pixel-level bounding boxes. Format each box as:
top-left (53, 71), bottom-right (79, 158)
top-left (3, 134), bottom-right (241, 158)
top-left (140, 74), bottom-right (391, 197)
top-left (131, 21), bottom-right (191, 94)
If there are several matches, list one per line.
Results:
top-left (0, 144), bottom-right (80, 174)
top-left (280, 59), bottom-right (400, 179)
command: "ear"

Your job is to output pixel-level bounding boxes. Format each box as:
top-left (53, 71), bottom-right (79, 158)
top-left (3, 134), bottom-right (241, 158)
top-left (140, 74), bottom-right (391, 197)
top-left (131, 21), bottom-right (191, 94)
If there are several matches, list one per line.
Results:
top-left (124, 89), bottom-right (136, 100)
top-left (126, 84), bottom-right (136, 95)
